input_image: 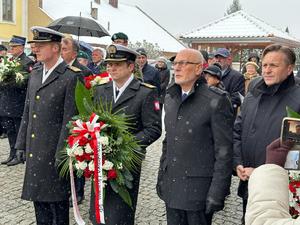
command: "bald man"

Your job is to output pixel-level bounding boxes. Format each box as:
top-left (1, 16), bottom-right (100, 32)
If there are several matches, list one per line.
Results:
top-left (156, 49), bottom-right (234, 225)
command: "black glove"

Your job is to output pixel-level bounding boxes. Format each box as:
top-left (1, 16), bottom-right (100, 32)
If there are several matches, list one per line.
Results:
top-left (16, 150), bottom-right (26, 163)
top-left (205, 196), bottom-right (224, 215)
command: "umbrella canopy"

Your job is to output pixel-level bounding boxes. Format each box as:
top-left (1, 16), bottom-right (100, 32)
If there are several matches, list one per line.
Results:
top-left (78, 40), bottom-right (93, 56)
top-left (47, 16), bottom-right (110, 38)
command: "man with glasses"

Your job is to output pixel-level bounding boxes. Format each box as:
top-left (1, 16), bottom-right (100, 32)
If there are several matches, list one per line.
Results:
top-left (156, 48), bottom-right (233, 225)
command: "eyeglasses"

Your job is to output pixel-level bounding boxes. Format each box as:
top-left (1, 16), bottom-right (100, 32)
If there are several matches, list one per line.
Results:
top-left (172, 61), bottom-right (201, 67)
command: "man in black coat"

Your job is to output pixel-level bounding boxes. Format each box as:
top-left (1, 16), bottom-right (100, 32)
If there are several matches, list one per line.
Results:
top-left (90, 44), bottom-right (162, 225)
top-left (156, 49), bottom-right (233, 225)
top-left (136, 48), bottom-right (161, 94)
top-left (215, 48), bottom-right (245, 116)
top-left (61, 37), bottom-right (92, 205)
top-left (0, 35), bottom-right (34, 166)
top-left (233, 44), bottom-right (300, 224)
top-left (15, 26), bottom-right (79, 225)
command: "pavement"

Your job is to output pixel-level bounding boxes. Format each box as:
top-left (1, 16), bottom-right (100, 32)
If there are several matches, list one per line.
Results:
top-left (0, 136), bottom-right (243, 225)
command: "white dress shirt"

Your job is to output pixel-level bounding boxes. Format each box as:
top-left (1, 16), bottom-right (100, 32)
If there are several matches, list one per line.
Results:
top-left (42, 57), bottom-right (64, 83)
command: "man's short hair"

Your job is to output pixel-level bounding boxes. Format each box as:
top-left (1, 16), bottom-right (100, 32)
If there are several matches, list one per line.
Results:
top-left (262, 44), bottom-right (296, 65)
top-left (62, 38), bottom-right (79, 53)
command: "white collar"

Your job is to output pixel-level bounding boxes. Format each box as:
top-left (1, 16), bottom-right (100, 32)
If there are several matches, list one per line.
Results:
top-left (113, 74), bottom-right (134, 102)
top-left (42, 57), bottom-right (64, 83)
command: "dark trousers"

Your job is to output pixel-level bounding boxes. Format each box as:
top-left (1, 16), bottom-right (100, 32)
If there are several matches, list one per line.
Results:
top-left (0, 116), bottom-right (6, 135)
top-left (0, 117), bottom-right (21, 157)
top-left (166, 206), bottom-right (213, 225)
top-left (33, 200), bottom-right (69, 225)
top-left (75, 175), bottom-right (85, 197)
top-left (90, 166), bottom-right (142, 225)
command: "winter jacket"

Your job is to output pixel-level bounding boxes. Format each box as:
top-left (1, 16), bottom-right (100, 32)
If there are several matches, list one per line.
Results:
top-left (233, 74), bottom-right (300, 199)
top-left (246, 164), bottom-right (297, 225)
top-left (157, 77), bottom-right (233, 211)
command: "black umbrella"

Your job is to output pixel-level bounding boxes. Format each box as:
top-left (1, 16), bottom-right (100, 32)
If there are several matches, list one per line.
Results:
top-left (47, 16), bottom-right (110, 38)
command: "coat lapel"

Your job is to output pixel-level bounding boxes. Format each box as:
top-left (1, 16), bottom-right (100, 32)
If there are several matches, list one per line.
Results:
top-left (113, 79), bottom-right (139, 110)
top-left (38, 62), bottom-right (66, 91)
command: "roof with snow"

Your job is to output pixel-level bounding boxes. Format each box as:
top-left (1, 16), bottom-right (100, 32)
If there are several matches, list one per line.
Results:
top-left (181, 10), bottom-right (300, 48)
top-left (42, 0), bottom-right (185, 53)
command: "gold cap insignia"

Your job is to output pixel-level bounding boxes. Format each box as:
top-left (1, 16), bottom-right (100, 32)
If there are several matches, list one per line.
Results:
top-left (33, 30), bottom-right (39, 39)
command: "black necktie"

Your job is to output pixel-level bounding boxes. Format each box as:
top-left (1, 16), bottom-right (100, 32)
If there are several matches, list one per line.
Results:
top-left (115, 89), bottom-right (119, 97)
top-left (182, 93), bottom-right (188, 101)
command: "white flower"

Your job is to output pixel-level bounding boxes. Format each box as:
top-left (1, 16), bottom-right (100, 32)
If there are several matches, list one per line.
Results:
top-left (85, 143), bottom-right (93, 154)
top-left (102, 174), bottom-right (107, 181)
top-left (15, 72), bottom-right (24, 82)
top-left (100, 136), bottom-right (109, 146)
top-left (75, 161), bottom-right (87, 170)
top-left (117, 163), bottom-right (123, 170)
top-left (67, 147), bottom-right (75, 157)
top-left (102, 160), bottom-right (114, 170)
top-left (88, 161), bottom-right (95, 171)
top-left (74, 146), bottom-right (84, 156)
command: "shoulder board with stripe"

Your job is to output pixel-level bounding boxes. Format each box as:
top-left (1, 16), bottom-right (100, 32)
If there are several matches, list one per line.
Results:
top-left (68, 65), bottom-right (82, 72)
top-left (141, 82), bottom-right (156, 89)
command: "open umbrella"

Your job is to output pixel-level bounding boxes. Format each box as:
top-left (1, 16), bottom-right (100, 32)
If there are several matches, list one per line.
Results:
top-left (47, 16), bottom-right (110, 38)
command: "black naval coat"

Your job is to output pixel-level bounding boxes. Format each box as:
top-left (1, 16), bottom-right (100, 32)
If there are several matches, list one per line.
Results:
top-left (157, 78), bottom-right (234, 211)
top-left (0, 53), bottom-right (34, 117)
top-left (15, 61), bottom-right (78, 202)
top-left (90, 78), bottom-right (162, 225)
top-left (72, 58), bottom-right (92, 77)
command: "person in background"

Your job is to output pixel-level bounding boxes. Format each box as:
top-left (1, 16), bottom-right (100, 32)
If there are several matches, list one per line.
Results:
top-left (241, 52), bottom-right (261, 75)
top-left (61, 37), bottom-right (92, 78)
top-left (136, 48), bottom-right (161, 94)
top-left (88, 48), bottom-right (106, 74)
top-left (77, 50), bottom-right (90, 67)
top-left (215, 48), bottom-right (244, 116)
top-left (233, 44), bottom-right (300, 225)
top-left (0, 35), bottom-right (34, 166)
top-left (111, 32), bottom-right (128, 46)
top-left (243, 61), bottom-right (260, 93)
top-left (203, 63), bottom-right (226, 91)
top-left (28, 43), bottom-right (38, 63)
top-left (246, 138), bottom-right (296, 225)
top-left (0, 44), bottom-right (7, 57)
top-left (200, 50), bottom-right (209, 69)
top-left (208, 53), bottom-right (216, 66)
top-left (155, 56), bottom-right (170, 106)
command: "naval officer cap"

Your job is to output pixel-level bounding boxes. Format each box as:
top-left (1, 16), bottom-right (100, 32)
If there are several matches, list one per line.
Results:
top-left (9, 35), bottom-right (26, 46)
top-left (28, 26), bottom-right (64, 43)
top-left (105, 44), bottom-right (139, 62)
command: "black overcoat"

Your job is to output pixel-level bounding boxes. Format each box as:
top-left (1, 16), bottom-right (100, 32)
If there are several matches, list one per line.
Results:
top-left (0, 53), bottom-right (34, 117)
top-left (15, 62), bottom-right (78, 202)
top-left (233, 75), bottom-right (300, 199)
top-left (90, 78), bottom-right (162, 224)
top-left (157, 78), bottom-right (234, 211)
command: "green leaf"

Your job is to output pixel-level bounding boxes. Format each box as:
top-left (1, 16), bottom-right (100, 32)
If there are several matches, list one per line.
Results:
top-left (109, 180), bottom-right (119, 193)
top-left (286, 106), bottom-right (300, 118)
top-left (75, 81), bottom-right (93, 116)
top-left (123, 169), bottom-right (134, 181)
top-left (118, 186), bottom-right (132, 207)
top-left (125, 179), bottom-right (133, 189)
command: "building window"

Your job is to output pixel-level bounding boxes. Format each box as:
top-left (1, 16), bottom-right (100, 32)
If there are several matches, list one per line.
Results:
top-left (2, 0), bottom-right (13, 22)
top-left (39, 0), bottom-right (43, 8)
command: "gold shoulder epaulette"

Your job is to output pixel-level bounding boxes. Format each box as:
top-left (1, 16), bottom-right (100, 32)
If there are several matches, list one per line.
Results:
top-left (141, 82), bottom-right (155, 89)
top-left (68, 65), bottom-right (81, 72)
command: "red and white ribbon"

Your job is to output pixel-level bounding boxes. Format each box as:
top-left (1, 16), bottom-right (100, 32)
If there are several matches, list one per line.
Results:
top-left (94, 131), bottom-right (105, 224)
top-left (69, 159), bottom-right (86, 225)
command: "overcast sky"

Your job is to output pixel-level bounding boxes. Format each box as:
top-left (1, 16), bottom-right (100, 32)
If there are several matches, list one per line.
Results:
top-left (120, 0), bottom-right (300, 39)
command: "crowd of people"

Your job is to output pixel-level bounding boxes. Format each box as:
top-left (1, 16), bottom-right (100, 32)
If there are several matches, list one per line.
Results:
top-left (0, 24), bottom-right (299, 225)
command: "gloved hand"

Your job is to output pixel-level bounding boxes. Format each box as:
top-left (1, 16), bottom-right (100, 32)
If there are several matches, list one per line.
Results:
top-left (266, 138), bottom-right (294, 167)
top-left (16, 150), bottom-right (26, 163)
top-left (205, 196), bottom-right (224, 215)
